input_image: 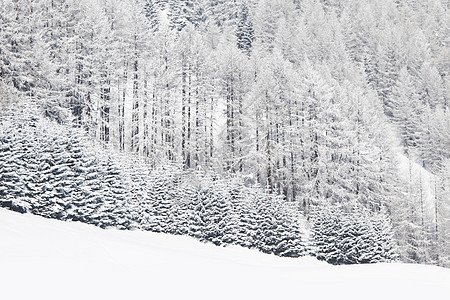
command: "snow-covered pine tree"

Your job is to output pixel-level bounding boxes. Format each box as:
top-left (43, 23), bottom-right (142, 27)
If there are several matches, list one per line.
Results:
top-left (0, 0), bottom-right (35, 92)
top-left (273, 201), bottom-right (304, 257)
top-left (0, 122), bottom-right (34, 213)
top-left (233, 184), bottom-right (258, 249)
top-left (236, 2), bottom-right (254, 54)
top-left (312, 203), bottom-right (397, 264)
top-left (217, 34), bottom-right (251, 174)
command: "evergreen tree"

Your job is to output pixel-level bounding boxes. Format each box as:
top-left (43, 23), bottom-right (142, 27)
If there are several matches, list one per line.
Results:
top-left (236, 3), bottom-right (254, 54)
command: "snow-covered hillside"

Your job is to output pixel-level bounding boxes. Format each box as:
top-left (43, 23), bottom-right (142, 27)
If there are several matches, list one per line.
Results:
top-left (397, 152), bottom-right (437, 210)
top-left (2, 0), bottom-right (450, 268)
top-left (1, 208), bottom-right (449, 300)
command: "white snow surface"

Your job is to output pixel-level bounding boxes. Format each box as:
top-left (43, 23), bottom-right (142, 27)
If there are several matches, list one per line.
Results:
top-left (397, 153), bottom-right (436, 206)
top-left (1, 208), bottom-right (449, 300)
top-left (396, 153), bottom-right (438, 223)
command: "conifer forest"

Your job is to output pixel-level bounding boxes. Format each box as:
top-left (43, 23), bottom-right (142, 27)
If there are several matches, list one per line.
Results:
top-left (0, 0), bottom-right (449, 267)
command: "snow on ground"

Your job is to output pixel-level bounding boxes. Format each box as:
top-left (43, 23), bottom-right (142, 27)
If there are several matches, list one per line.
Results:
top-left (397, 153), bottom-right (436, 202)
top-left (396, 152), bottom-right (438, 219)
top-left (1, 208), bottom-right (449, 300)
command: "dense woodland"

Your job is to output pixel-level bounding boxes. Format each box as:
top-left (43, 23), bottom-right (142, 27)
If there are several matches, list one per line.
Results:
top-left (0, 0), bottom-right (449, 266)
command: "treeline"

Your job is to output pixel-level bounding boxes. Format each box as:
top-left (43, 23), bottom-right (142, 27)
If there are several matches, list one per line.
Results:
top-left (0, 93), bottom-right (400, 263)
top-left (0, 99), bottom-right (304, 256)
top-left (1, 0), bottom-right (449, 266)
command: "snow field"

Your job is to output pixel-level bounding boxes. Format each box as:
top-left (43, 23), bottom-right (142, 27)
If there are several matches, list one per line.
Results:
top-left (1, 208), bottom-right (449, 300)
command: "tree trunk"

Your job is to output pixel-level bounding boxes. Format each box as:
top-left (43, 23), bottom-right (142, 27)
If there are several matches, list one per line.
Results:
top-left (131, 34), bottom-right (139, 154)
top-left (100, 71), bottom-right (110, 143)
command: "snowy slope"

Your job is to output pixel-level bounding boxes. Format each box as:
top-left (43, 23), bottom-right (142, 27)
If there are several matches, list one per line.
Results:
top-left (396, 153), bottom-right (438, 218)
top-left (1, 208), bottom-right (449, 300)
